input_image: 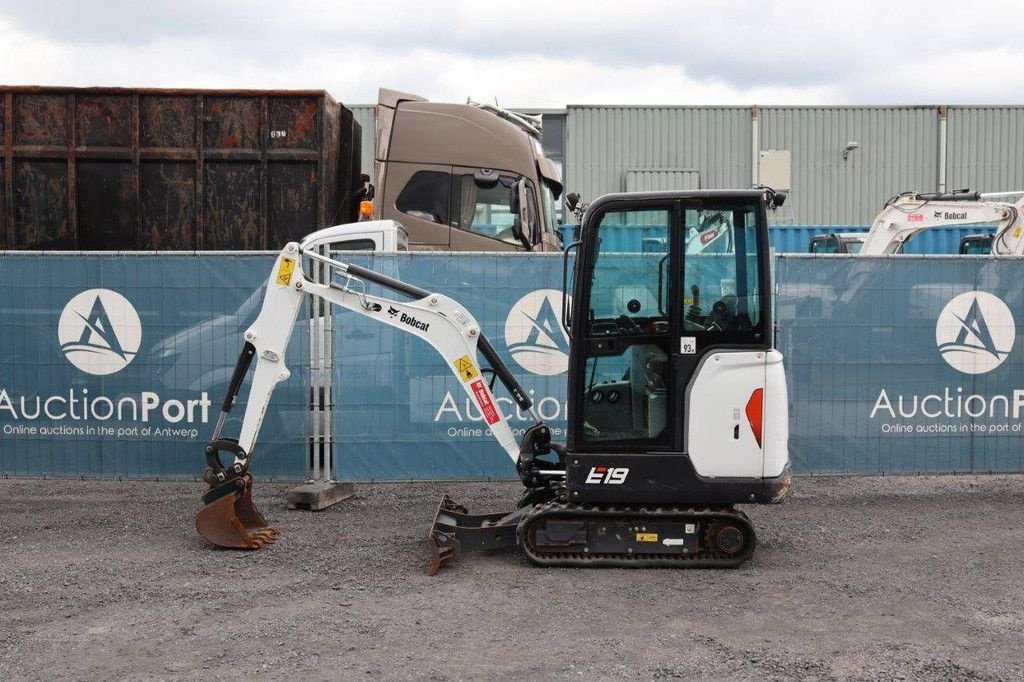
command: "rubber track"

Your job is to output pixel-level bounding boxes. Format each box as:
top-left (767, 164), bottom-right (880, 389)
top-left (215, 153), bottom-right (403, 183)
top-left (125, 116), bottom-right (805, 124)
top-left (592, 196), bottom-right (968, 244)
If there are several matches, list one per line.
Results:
top-left (516, 502), bottom-right (756, 568)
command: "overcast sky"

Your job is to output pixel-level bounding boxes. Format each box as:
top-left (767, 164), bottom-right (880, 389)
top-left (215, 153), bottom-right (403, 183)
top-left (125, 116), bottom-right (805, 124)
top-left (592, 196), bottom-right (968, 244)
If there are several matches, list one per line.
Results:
top-left (2, 0), bottom-right (1022, 107)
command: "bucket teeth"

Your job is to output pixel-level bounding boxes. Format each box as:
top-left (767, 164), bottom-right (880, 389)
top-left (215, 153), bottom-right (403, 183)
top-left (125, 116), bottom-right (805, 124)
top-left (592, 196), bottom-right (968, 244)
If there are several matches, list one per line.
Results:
top-left (196, 474), bottom-right (278, 550)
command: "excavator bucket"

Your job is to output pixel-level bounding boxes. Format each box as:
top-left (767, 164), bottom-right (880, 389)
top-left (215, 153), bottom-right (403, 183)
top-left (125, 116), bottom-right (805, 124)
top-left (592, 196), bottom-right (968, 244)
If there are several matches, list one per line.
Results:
top-left (195, 474), bottom-right (279, 549)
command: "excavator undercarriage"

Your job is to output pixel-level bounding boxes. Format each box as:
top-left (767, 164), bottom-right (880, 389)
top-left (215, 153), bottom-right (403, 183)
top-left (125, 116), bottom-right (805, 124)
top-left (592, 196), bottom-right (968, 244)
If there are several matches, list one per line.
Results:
top-left (426, 495), bottom-right (758, 574)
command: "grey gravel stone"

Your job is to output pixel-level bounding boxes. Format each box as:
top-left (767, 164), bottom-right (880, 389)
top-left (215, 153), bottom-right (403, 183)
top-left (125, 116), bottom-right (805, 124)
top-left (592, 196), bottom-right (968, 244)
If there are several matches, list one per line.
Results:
top-left (0, 475), bottom-right (1021, 680)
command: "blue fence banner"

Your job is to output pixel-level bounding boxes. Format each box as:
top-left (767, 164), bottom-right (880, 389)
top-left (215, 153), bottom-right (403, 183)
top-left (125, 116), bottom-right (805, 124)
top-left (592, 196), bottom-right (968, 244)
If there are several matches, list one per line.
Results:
top-left (777, 255), bottom-right (1024, 474)
top-left (2, 251), bottom-right (1023, 480)
top-left (331, 253), bottom-right (567, 480)
top-left (0, 253), bottom-right (308, 479)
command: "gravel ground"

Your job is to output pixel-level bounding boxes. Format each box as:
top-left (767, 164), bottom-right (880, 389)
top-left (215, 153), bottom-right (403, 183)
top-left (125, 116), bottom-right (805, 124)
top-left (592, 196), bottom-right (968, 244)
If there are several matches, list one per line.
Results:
top-left (1, 474), bottom-right (1022, 680)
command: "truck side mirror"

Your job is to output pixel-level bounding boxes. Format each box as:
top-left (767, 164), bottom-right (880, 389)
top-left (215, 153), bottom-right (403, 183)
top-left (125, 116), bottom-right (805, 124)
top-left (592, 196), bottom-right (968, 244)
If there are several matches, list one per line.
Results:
top-left (509, 182), bottom-right (520, 215)
top-left (510, 180), bottom-right (531, 250)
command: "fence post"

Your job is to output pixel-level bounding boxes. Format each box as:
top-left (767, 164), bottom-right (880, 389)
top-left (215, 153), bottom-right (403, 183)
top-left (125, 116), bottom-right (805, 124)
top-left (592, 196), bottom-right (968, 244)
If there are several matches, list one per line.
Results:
top-left (285, 241), bottom-right (355, 510)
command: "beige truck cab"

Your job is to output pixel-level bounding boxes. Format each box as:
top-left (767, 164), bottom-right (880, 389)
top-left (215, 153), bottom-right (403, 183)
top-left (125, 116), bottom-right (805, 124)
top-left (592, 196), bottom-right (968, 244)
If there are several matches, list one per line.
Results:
top-left (374, 89), bottom-right (563, 252)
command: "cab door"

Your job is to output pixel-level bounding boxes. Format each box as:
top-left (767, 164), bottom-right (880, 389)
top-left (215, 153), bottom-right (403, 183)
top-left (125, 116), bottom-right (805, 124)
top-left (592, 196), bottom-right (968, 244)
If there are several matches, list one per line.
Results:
top-left (567, 195), bottom-right (771, 478)
top-left (567, 202), bottom-right (676, 453)
top-left (675, 198), bottom-right (771, 478)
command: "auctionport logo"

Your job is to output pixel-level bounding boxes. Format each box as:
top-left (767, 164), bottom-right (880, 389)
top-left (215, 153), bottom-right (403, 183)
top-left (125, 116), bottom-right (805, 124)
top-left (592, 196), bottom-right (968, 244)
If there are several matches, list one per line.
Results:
top-left (504, 289), bottom-right (571, 376)
top-left (936, 292), bottom-right (1015, 375)
top-left (58, 289), bottom-right (142, 376)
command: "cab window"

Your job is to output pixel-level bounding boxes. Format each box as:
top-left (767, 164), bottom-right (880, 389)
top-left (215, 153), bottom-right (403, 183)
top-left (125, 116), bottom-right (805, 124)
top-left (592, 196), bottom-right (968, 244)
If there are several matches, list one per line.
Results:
top-left (581, 207), bottom-right (671, 446)
top-left (809, 236), bottom-right (839, 253)
top-left (682, 203), bottom-right (761, 333)
top-left (451, 171), bottom-right (535, 244)
top-left (396, 171), bottom-right (450, 225)
top-left (329, 238), bottom-right (377, 252)
top-left (587, 209), bottom-right (671, 337)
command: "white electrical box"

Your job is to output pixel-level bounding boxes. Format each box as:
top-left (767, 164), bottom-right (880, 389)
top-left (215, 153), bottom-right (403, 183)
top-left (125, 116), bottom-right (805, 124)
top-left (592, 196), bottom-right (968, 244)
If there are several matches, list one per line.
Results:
top-left (758, 150), bottom-right (791, 190)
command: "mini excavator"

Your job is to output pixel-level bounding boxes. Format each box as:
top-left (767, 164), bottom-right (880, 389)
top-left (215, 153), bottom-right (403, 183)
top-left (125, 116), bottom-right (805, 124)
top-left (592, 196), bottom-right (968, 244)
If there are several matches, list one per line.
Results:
top-left (196, 189), bottom-right (792, 573)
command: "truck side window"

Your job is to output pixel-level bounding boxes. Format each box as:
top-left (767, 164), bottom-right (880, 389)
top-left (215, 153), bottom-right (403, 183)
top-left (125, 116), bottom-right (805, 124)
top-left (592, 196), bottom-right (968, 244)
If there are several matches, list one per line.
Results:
top-left (396, 171), bottom-right (451, 225)
top-left (451, 173), bottom-right (533, 243)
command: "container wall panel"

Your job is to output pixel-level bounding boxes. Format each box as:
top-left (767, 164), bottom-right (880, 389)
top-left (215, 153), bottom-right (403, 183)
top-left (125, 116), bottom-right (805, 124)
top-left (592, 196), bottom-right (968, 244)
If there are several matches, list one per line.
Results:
top-left (204, 162), bottom-right (261, 249)
top-left (14, 94), bottom-right (67, 146)
top-left (203, 96), bottom-right (260, 149)
top-left (140, 95), bottom-right (195, 148)
top-left (351, 105), bottom-right (376, 183)
top-left (760, 107), bottom-right (940, 225)
top-left (0, 159), bottom-right (5, 246)
top-left (141, 162), bottom-right (196, 250)
top-left (268, 97), bottom-right (319, 150)
top-left (77, 161), bottom-right (135, 249)
top-left (946, 107), bottom-right (1024, 194)
top-left (76, 95), bottom-right (132, 147)
top-left (268, 162), bottom-right (318, 248)
top-left (335, 104), bottom-right (361, 226)
top-left (768, 225), bottom-right (985, 254)
top-left (14, 160), bottom-right (71, 248)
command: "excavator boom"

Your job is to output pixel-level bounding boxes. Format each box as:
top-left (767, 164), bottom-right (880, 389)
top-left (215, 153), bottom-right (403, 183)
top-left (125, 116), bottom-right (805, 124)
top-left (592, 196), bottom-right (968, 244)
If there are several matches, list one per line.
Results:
top-left (196, 223), bottom-right (544, 559)
top-left (858, 190), bottom-right (1024, 255)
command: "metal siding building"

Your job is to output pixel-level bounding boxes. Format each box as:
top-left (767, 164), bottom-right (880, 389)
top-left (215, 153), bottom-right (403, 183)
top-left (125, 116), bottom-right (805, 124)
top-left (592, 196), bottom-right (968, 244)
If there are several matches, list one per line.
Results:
top-left (946, 106), bottom-right (1024, 193)
top-left (759, 107), bottom-right (940, 225)
top-left (351, 102), bottom-right (1024, 226)
top-left (564, 106), bottom-right (751, 202)
top-left (351, 105), bottom-right (376, 183)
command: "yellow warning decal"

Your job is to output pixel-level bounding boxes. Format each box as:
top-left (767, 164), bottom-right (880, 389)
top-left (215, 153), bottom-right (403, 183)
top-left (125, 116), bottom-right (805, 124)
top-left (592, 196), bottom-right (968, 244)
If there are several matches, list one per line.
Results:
top-left (636, 532), bottom-right (659, 543)
top-left (276, 257), bottom-right (296, 286)
top-left (1014, 227), bottom-right (1023, 239)
top-left (453, 355), bottom-right (479, 382)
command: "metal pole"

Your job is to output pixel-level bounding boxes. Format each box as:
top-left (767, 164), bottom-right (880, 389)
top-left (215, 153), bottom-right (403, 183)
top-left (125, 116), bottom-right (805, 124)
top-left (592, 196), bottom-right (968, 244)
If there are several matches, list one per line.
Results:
top-left (322, 243), bottom-right (335, 482)
top-left (938, 106), bottom-right (948, 194)
top-left (751, 105), bottom-right (760, 187)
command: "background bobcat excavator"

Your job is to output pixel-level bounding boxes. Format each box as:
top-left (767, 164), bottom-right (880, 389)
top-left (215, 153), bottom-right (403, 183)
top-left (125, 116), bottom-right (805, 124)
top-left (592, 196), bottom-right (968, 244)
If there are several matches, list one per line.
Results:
top-left (196, 189), bottom-right (792, 573)
top-left (858, 190), bottom-right (1024, 255)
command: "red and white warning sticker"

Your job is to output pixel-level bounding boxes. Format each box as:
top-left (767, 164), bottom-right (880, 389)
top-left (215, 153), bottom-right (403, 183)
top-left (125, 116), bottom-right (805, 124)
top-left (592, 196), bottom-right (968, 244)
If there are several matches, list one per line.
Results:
top-left (469, 379), bottom-right (501, 425)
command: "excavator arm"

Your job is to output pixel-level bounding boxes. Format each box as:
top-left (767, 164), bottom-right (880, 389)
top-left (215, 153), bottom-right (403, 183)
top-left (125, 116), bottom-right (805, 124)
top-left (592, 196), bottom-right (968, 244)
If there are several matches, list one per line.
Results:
top-left (196, 225), bottom-right (555, 554)
top-left (858, 191), bottom-right (1024, 255)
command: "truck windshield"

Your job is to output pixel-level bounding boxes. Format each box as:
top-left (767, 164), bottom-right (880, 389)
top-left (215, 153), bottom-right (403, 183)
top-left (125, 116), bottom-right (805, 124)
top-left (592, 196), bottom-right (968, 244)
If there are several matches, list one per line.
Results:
top-left (541, 181), bottom-right (559, 235)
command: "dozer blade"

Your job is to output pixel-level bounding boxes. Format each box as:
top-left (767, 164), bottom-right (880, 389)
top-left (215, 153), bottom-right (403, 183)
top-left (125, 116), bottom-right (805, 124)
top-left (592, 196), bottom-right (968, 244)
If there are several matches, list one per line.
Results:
top-left (425, 494), bottom-right (526, 575)
top-left (196, 474), bottom-right (279, 550)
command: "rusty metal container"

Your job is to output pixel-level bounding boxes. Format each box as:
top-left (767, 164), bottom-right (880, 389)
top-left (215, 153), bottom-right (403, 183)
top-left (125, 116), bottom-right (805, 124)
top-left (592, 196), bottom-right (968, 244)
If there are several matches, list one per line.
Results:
top-left (1, 87), bottom-right (362, 250)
